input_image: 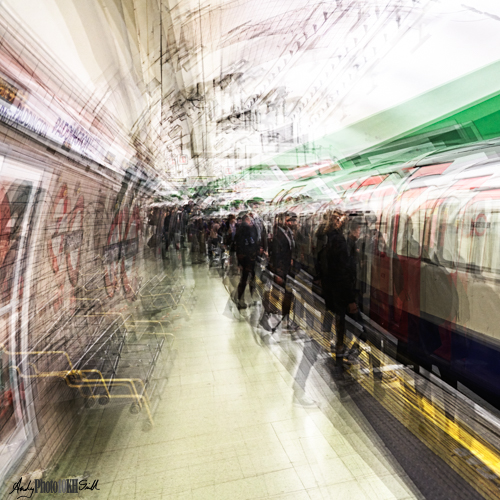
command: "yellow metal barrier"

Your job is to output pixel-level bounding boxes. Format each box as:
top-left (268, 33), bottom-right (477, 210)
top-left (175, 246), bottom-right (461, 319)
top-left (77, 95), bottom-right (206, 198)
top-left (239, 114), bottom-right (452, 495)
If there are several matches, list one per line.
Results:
top-left (0, 334), bottom-right (158, 427)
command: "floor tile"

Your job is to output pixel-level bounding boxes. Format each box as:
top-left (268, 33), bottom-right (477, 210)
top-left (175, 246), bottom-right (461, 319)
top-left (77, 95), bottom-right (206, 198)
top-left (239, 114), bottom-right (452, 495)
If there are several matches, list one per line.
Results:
top-left (44, 263), bottom-right (420, 500)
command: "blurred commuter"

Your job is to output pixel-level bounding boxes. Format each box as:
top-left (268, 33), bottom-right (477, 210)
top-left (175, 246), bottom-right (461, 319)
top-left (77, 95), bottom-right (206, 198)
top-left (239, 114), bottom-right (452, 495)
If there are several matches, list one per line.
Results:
top-left (313, 212), bottom-right (330, 292)
top-left (172, 207), bottom-right (183, 250)
top-left (235, 214), bottom-right (258, 309)
top-left (208, 219), bottom-right (220, 261)
top-left (225, 214), bottom-right (237, 251)
top-left (249, 211), bottom-right (268, 257)
top-left (357, 213), bottom-right (380, 312)
top-left (293, 211), bottom-right (338, 406)
top-left (163, 208), bottom-right (172, 249)
top-left (270, 212), bottom-right (296, 282)
top-left (267, 211), bottom-right (297, 330)
top-left (199, 219), bottom-right (207, 260)
top-left (345, 218), bottom-right (367, 357)
top-left (321, 209), bottom-right (358, 359)
top-left (181, 205), bottom-right (189, 248)
top-left (161, 208), bottom-right (171, 260)
top-left (293, 335), bottom-right (323, 406)
top-left (190, 218), bottom-right (204, 264)
top-left (224, 214), bottom-right (238, 274)
top-left (346, 218), bottom-right (362, 317)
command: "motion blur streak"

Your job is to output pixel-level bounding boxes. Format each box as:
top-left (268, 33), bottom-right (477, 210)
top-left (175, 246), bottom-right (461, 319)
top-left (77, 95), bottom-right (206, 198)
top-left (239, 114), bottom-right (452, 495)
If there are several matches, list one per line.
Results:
top-left (2, 1), bottom-right (500, 499)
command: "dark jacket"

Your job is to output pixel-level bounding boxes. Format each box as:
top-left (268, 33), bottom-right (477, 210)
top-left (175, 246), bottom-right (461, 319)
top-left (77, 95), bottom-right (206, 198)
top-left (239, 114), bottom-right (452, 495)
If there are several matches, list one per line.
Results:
top-left (224, 222), bottom-right (237, 251)
top-left (253, 216), bottom-right (268, 252)
top-left (235, 222), bottom-right (258, 259)
top-left (321, 228), bottom-right (356, 314)
top-left (271, 226), bottom-right (294, 279)
top-left (346, 234), bottom-right (359, 291)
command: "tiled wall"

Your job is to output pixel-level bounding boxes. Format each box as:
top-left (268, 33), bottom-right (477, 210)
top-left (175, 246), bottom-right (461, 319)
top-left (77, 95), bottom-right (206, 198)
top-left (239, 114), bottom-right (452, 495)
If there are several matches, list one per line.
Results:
top-left (0, 127), bottom-right (159, 488)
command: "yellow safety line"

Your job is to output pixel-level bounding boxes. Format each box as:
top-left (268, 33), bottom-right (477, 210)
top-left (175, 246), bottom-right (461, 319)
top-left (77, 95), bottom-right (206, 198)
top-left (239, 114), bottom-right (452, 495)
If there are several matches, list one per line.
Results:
top-left (288, 292), bottom-right (500, 494)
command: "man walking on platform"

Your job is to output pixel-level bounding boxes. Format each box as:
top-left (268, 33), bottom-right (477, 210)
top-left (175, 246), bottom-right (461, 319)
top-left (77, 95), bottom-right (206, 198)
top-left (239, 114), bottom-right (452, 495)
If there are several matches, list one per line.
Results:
top-left (235, 214), bottom-right (258, 309)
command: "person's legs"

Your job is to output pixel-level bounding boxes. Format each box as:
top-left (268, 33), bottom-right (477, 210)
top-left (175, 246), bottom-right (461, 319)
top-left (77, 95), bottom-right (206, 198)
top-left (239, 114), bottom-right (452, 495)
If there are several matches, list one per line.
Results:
top-left (283, 285), bottom-right (301, 331)
top-left (249, 259), bottom-right (256, 297)
top-left (282, 289), bottom-right (292, 317)
top-left (161, 235), bottom-right (167, 260)
top-left (209, 237), bottom-right (218, 261)
top-left (322, 309), bottom-right (334, 352)
top-left (335, 312), bottom-right (346, 356)
top-left (346, 292), bottom-right (366, 355)
top-left (279, 273), bottom-right (293, 326)
top-left (294, 338), bottom-right (322, 405)
top-left (295, 339), bottom-right (321, 390)
top-left (322, 309), bottom-right (333, 332)
top-left (237, 257), bottom-right (250, 303)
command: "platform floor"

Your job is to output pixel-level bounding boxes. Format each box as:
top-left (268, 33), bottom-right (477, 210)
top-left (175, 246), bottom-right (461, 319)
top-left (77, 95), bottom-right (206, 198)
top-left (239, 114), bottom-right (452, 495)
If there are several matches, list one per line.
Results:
top-left (49, 263), bottom-right (426, 500)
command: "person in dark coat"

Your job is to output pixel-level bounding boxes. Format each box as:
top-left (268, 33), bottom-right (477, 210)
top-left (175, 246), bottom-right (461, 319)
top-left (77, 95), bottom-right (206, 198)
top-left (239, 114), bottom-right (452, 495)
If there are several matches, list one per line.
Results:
top-left (223, 214), bottom-right (237, 251)
top-left (321, 210), bottom-right (358, 358)
top-left (293, 210), bottom-right (357, 406)
top-left (271, 211), bottom-right (296, 283)
top-left (235, 214), bottom-right (259, 308)
top-left (293, 216), bottom-right (363, 405)
top-left (249, 212), bottom-right (268, 256)
top-left (269, 211), bottom-right (297, 327)
top-left (346, 219), bottom-right (361, 297)
top-left (162, 208), bottom-right (172, 259)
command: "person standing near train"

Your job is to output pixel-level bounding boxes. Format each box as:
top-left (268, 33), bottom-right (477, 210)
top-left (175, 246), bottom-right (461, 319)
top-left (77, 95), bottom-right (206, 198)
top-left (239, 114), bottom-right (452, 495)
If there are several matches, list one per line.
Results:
top-left (294, 212), bottom-right (363, 405)
top-left (321, 210), bottom-right (358, 359)
top-left (249, 211), bottom-right (268, 257)
top-left (270, 212), bottom-right (296, 281)
top-left (235, 214), bottom-right (259, 309)
top-left (271, 211), bottom-right (297, 326)
top-left (346, 218), bottom-right (362, 320)
top-left (293, 212), bottom-right (360, 406)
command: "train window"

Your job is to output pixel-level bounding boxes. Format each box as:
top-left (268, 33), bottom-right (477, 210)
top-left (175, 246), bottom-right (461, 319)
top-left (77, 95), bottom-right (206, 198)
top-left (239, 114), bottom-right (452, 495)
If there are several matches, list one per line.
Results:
top-left (395, 188), bottom-right (428, 258)
top-left (380, 212), bottom-right (390, 246)
top-left (458, 210), bottom-right (474, 267)
top-left (480, 210), bottom-right (500, 273)
top-left (421, 206), bottom-right (434, 261)
top-left (396, 215), bottom-right (408, 256)
top-left (459, 201), bottom-right (495, 272)
top-left (436, 202), bottom-right (460, 266)
top-left (396, 210), bottom-right (424, 258)
top-left (470, 218), bottom-right (486, 271)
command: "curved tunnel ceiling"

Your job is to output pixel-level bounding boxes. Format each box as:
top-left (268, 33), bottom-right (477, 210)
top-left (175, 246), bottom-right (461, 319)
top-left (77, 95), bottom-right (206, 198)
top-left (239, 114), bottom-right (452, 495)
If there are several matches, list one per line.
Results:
top-left (2, 0), bottom-right (500, 187)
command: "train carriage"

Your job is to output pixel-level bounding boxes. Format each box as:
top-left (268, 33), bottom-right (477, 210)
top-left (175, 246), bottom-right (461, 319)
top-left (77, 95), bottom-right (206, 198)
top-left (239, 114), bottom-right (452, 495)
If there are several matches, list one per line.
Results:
top-left (364, 155), bottom-right (500, 406)
top-left (275, 144), bottom-right (500, 409)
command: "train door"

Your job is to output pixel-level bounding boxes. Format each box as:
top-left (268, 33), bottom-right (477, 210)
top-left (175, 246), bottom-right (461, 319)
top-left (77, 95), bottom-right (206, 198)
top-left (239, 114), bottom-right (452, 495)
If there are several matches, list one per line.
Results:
top-left (0, 156), bottom-right (43, 479)
top-left (419, 198), bottom-right (460, 369)
top-left (456, 192), bottom-right (500, 398)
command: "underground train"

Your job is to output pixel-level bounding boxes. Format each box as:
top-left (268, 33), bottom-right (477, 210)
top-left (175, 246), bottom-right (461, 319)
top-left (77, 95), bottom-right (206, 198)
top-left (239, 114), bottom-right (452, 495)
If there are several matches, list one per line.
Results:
top-left (259, 141), bottom-right (500, 409)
